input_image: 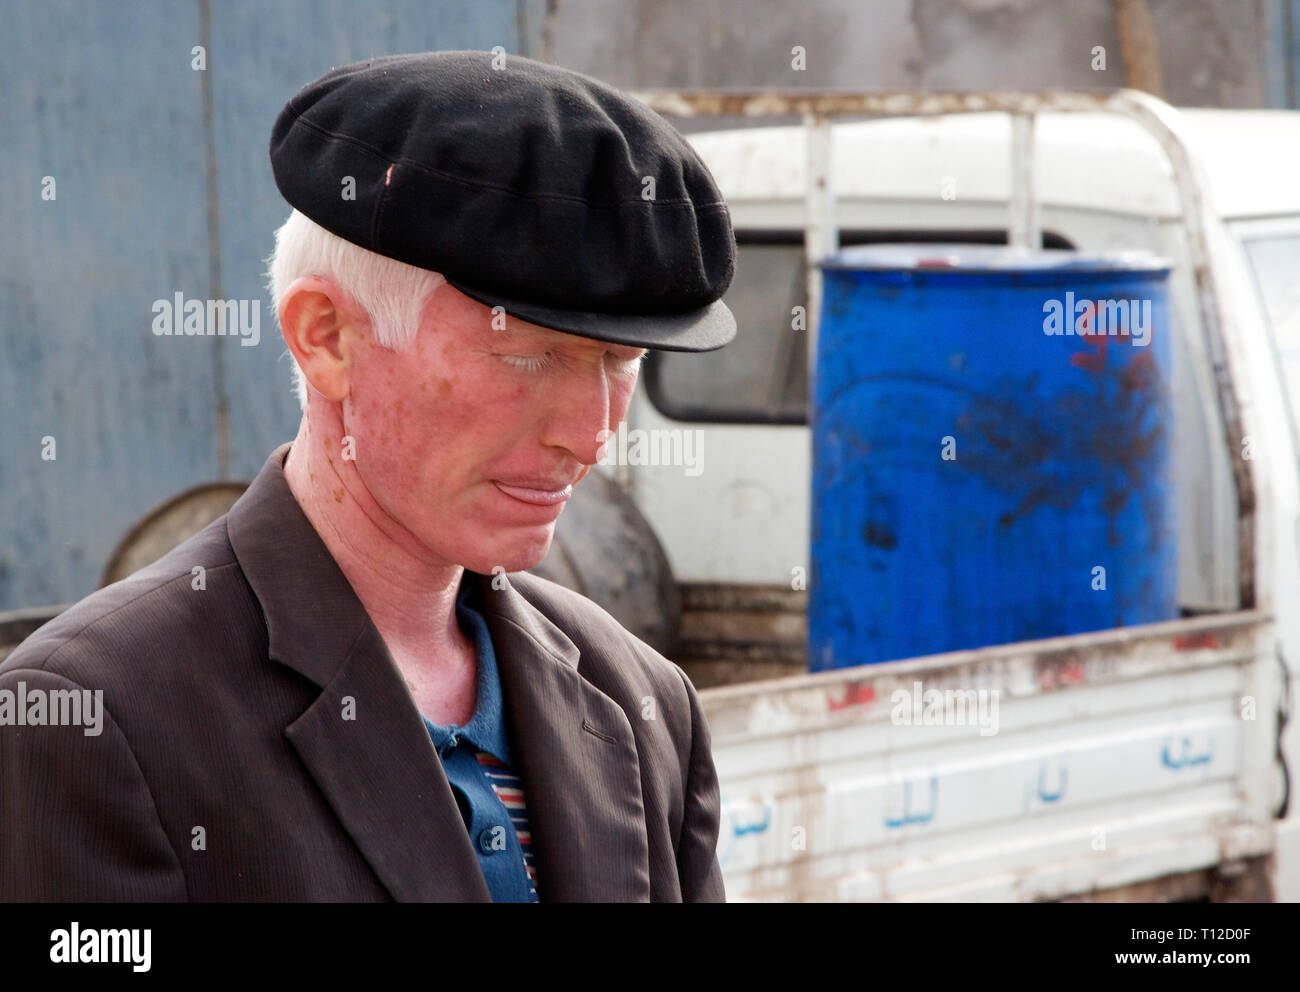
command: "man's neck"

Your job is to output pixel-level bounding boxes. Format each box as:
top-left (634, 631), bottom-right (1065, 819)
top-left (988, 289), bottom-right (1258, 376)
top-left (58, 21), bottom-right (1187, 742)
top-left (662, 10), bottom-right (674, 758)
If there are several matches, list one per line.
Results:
top-left (282, 415), bottom-right (475, 697)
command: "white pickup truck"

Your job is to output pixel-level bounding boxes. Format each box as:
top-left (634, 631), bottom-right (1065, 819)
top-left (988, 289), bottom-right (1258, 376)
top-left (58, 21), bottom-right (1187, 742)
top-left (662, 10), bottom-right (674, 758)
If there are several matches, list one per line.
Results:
top-left (609, 90), bottom-right (1298, 901)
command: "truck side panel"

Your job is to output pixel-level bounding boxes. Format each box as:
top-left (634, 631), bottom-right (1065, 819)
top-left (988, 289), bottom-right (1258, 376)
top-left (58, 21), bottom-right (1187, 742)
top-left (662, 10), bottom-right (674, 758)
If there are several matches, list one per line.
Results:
top-left (699, 610), bottom-right (1277, 901)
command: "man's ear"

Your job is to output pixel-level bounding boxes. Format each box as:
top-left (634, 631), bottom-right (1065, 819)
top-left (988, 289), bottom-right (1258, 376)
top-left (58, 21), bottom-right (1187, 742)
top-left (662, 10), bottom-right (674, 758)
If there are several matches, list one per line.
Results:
top-left (279, 276), bottom-right (366, 403)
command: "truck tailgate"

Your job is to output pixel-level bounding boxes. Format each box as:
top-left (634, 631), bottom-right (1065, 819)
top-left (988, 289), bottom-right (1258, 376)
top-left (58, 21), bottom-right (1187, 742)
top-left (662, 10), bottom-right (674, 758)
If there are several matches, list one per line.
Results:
top-left (697, 610), bottom-right (1279, 901)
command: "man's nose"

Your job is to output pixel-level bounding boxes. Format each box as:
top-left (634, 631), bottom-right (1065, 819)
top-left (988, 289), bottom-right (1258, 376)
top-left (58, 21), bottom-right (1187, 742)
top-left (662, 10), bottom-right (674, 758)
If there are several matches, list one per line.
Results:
top-left (540, 361), bottom-right (613, 465)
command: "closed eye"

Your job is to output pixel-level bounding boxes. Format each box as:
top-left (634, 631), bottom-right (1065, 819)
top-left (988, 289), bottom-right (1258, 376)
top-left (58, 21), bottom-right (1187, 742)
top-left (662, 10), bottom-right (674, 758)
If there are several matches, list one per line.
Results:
top-left (499, 353), bottom-right (556, 373)
top-left (499, 350), bottom-right (645, 375)
top-left (608, 350), bottom-right (647, 375)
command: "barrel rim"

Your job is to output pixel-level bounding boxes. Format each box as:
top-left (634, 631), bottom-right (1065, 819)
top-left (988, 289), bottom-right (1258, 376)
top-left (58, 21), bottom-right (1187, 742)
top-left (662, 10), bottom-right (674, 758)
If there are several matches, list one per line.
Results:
top-left (819, 243), bottom-right (1173, 276)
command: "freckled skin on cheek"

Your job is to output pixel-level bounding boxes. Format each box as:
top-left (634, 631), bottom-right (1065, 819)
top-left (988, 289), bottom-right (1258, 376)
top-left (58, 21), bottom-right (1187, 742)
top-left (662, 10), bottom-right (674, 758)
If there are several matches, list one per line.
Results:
top-left (337, 286), bottom-right (638, 574)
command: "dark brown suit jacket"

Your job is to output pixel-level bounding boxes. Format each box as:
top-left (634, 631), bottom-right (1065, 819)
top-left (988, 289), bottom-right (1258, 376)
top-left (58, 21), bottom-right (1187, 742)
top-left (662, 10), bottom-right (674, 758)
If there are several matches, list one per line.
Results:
top-left (0, 444), bottom-right (725, 901)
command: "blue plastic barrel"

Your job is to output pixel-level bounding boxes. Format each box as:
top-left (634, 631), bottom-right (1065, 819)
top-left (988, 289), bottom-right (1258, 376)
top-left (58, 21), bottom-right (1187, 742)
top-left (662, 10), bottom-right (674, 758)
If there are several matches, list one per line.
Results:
top-left (809, 245), bottom-right (1176, 670)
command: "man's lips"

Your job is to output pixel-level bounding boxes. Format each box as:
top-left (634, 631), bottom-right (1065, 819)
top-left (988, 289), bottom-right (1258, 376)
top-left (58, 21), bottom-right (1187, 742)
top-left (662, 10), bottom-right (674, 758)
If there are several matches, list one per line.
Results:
top-left (492, 479), bottom-right (575, 506)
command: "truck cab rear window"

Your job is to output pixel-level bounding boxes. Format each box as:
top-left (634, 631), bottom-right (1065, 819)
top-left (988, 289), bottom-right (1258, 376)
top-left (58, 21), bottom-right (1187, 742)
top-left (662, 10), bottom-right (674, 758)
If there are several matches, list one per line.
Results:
top-left (644, 229), bottom-right (1074, 425)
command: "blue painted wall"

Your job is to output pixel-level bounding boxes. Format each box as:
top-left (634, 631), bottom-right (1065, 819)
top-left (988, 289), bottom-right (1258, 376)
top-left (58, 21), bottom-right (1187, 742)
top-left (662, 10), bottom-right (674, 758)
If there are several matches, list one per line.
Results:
top-left (0, 0), bottom-right (539, 609)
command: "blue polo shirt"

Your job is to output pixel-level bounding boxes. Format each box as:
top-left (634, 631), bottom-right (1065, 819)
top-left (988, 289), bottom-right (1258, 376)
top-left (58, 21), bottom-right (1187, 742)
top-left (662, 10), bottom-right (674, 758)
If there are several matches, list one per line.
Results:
top-left (421, 574), bottom-right (539, 903)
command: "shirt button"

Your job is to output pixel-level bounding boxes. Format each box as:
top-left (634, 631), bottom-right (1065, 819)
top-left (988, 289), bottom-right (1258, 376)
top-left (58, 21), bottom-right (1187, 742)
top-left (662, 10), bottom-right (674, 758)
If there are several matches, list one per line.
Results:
top-left (478, 826), bottom-right (506, 855)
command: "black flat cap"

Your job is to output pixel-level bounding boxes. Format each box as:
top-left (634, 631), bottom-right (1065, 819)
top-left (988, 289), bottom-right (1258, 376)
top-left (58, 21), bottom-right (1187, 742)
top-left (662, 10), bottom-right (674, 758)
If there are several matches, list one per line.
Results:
top-left (270, 51), bottom-right (736, 351)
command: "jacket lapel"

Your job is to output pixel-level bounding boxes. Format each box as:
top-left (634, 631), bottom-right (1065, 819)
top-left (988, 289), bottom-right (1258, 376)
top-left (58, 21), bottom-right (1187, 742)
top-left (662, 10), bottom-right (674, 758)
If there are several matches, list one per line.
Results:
top-left (478, 572), bottom-right (652, 901)
top-left (227, 444), bottom-right (490, 902)
top-left (280, 623), bottom-right (492, 902)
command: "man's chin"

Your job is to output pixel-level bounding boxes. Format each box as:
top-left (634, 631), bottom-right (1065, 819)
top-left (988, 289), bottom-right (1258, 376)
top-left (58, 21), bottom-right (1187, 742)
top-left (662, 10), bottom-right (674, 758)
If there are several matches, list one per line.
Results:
top-left (461, 530), bottom-right (555, 577)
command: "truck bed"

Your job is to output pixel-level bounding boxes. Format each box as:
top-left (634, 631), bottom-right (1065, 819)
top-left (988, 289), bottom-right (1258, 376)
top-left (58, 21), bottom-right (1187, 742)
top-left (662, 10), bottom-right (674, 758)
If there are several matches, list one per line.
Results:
top-left (698, 610), bottom-right (1280, 901)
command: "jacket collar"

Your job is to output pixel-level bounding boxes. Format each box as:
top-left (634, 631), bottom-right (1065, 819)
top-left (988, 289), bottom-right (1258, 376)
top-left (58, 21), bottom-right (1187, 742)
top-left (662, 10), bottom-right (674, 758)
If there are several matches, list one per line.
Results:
top-left (226, 443), bottom-right (649, 901)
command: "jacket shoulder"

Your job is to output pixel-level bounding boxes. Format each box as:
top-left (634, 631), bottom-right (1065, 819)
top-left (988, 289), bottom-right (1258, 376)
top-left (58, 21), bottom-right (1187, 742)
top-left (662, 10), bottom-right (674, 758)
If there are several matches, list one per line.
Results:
top-left (0, 515), bottom-right (253, 685)
top-left (508, 570), bottom-right (684, 670)
top-left (505, 570), bottom-right (699, 711)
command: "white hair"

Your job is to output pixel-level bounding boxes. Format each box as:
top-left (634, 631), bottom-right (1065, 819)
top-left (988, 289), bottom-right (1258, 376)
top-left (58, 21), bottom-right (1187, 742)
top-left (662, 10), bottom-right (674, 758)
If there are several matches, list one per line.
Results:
top-left (265, 209), bottom-right (446, 410)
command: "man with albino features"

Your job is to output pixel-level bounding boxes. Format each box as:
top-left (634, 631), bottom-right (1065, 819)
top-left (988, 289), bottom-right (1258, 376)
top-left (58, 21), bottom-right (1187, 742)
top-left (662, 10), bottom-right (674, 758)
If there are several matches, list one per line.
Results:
top-left (0, 51), bottom-right (737, 902)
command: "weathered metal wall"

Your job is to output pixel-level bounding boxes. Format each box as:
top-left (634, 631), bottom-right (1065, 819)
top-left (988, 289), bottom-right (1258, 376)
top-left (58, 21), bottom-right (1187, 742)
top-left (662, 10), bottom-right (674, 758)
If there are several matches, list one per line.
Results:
top-left (1267, 0), bottom-right (1300, 107)
top-left (544, 0), bottom-right (1284, 110)
top-left (0, 0), bottom-right (538, 609)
